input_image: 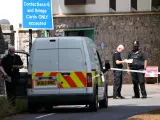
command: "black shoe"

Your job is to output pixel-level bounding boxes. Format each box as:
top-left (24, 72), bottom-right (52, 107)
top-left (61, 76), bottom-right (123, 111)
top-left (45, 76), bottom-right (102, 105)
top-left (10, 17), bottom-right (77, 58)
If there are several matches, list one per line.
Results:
top-left (141, 96), bottom-right (147, 99)
top-left (119, 96), bottom-right (125, 99)
top-left (113, 96), bottom-right (119, 99)
top-left (132, 96), bottom-right (140, 98)
top-left (113, 96), bottom-right (123, 99)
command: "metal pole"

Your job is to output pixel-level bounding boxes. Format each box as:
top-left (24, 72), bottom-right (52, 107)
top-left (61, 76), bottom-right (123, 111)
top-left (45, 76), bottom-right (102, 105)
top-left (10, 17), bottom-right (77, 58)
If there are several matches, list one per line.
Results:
top-left (3, 79), bottom-right (7, 99)
top-left (29, 29), bottom-right (32, 53)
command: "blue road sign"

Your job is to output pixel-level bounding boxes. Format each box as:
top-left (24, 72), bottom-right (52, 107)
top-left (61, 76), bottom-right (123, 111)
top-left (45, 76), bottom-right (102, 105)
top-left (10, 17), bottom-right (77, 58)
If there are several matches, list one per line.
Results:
top-left (101, 42), bottom-right (104, 50)
top-left (22, 0), bottom-right (53, 29)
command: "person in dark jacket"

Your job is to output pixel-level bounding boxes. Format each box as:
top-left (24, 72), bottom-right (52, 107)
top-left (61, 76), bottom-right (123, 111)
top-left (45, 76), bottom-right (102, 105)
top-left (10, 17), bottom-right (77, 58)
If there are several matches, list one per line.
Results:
top-left (127, 41), bottom-right (147, 99)
top-left (113, 45), bottom-right (127, 99)
top-left (0, 46), bottom-right (23, 106)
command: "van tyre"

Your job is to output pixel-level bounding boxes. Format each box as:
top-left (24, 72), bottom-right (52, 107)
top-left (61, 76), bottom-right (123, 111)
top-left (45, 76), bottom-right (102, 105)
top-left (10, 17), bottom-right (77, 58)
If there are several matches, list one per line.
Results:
top-left (28, 103), bottom-right (38, 113)
top-left (44, 105), bottom-right (53, 112)
top-left (99, 89), bottom-right (108, 108)
top-left (89, 92), bottom-right (98, 112)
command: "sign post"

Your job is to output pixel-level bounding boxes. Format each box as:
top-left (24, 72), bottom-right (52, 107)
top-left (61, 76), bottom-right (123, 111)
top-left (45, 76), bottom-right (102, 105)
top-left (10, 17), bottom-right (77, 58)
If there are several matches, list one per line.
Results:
top-left (145, 66), bottom-right (159, 84)
top-left (22, 0), bottom-right (54, 52)
top-left (29, 29), bottom-right (32, 53)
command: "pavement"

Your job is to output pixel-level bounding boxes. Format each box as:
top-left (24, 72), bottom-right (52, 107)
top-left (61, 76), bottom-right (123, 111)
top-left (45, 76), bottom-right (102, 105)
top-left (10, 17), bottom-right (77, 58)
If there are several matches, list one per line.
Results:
top-left (8, 84), bottom-right (160, 120)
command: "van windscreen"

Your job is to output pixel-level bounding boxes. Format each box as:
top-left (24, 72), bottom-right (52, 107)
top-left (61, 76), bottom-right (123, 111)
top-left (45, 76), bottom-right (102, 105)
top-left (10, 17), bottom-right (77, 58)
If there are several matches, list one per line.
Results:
top-left (59, 49), bottom-right (85, 71)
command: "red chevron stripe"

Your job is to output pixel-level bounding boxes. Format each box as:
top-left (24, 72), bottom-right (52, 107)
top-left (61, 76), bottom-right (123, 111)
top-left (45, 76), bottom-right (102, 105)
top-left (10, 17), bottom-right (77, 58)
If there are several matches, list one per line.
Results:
top-left (63, 76), bottom-right (77, 87)
top-left (75, 72), bottom-right (87, 87)
top-left (35, 72), bottom-right (43, 76)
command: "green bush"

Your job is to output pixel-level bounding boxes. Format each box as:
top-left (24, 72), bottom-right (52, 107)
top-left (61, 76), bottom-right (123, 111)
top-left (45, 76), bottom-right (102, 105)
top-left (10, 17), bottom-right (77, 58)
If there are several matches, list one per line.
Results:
top-left (0, 96), bottom-right (27, 119)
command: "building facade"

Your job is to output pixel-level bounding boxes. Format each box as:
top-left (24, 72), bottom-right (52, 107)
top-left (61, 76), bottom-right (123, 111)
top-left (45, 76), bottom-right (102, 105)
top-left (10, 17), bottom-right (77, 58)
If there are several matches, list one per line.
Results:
top-left (18, 0), bottom-right (160, 84)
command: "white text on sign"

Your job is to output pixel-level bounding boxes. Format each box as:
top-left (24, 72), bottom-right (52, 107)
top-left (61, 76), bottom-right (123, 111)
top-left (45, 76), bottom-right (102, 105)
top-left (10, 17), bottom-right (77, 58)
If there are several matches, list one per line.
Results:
top-left (24, 1), bottom-right (51, 27)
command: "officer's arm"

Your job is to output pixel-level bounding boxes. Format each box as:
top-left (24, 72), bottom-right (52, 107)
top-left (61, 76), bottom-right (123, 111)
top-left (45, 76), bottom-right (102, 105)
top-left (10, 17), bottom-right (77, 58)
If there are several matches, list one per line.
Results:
top-left (143, 52), bottom-right (148, 69)
top-left (144, 60), bottom-right (147, 69)
top-left (13, 55), bottom-right (23, 69)
top-left (115, 53), bottom-right (125, 64)
top-left (0, 57), bottom-right (7, 76)
top-left (116, 60), bottom-right (125, 64)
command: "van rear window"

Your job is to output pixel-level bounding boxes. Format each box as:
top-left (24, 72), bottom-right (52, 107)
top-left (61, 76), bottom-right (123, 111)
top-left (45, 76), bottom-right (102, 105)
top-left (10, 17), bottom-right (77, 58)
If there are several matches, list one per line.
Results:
top-left (33, 49), bottom-right (58, 72)
top-left (59, 49), bottom-right (86, 71)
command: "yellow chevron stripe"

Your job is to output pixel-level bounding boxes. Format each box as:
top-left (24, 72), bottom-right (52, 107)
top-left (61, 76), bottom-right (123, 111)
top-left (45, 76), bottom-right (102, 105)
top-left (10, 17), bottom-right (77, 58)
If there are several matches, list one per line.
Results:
top-left (42, 72), bottom-right (50, 77)
top-left (92, 71), bottom-right (96, 86)
top-left (70, 72), bottom-right (84, 87)
top-left (32, 72), bottom-right (36, 79)
top-left (98, 72), bottom-right (101, 85)
top-left (82, 72), bottom-right (87, 77)
top-left (59, 73), bottom-right (70, 88)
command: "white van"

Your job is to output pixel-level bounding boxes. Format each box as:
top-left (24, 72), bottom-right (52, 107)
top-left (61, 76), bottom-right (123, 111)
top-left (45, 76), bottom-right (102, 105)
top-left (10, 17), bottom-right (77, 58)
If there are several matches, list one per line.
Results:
top-left (27, 37), bottom-right (108, 112)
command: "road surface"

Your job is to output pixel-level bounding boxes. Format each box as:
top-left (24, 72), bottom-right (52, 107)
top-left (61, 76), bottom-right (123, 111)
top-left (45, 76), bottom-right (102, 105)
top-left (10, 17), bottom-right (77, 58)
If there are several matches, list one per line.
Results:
top-left (8, 85), bottom-right (160, 120)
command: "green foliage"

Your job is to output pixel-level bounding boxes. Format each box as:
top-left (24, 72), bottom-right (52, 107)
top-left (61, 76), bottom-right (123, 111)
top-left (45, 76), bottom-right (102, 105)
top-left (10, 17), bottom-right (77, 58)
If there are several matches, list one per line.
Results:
top-left (0, 97), bottom-right (27, 119)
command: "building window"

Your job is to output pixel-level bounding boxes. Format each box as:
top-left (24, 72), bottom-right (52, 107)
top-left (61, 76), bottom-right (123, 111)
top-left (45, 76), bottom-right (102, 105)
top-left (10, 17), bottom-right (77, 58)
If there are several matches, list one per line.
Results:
top-left (152, 0), bottom-right (160, 10)
top-left (87, 0), bottom-right (95, 4)
top-left (64, 0), bottom-right (95, 5)
top-left (131, 0), bottom-right (137, 10)
top-left (109, 0), bottom-right (116, 11)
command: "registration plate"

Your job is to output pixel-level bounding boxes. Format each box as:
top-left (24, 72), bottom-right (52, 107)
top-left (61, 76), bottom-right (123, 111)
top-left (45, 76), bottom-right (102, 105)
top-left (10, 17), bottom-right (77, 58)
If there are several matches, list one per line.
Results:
top-left (35, 80), bottom-right (56, 86)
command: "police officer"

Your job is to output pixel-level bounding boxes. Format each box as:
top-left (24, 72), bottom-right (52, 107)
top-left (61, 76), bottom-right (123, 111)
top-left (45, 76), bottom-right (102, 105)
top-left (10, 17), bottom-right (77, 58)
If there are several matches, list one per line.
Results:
top-left (113, 44), bottom-right (127, 99)
top-left (0, 46), bottom-right (23, 106)
top-left (127, 41), bottom-right (147, 99)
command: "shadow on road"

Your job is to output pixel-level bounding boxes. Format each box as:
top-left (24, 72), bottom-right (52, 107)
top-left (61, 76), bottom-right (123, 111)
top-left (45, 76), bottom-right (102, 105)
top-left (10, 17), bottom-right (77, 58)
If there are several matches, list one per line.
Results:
top-left (37, 105), bottom-right (160, 116)
top-left (40, 106), bottom-right (92, 114)
top-left (8, 105), bottom-right (160, 120)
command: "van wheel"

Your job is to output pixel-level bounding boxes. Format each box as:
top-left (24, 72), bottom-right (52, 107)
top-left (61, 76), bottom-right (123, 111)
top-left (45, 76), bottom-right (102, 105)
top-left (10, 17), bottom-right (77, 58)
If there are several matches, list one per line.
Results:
top-left (99, 85), bottom-right (108, 108)
top-left (44, 105), bottom-right (53, 112)
top-left (28, 103), bottom-right (38, 113)
top-left (89, 93), bottom-right (98, 112)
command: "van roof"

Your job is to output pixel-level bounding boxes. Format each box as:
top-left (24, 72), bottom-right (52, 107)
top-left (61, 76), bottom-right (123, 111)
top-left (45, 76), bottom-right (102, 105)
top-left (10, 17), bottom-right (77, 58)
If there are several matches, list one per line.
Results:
top-left (34, 36), bottom-right (88, 41)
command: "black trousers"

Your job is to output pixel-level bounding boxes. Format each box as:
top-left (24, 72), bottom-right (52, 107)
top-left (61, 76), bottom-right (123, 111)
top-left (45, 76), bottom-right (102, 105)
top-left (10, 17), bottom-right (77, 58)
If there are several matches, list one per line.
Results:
top-left (113, 71), bottom-right (123, 97)
top-left (131, 72), bottom-right (147, 97)
top-left (5, 72), bottom-right (19, 106)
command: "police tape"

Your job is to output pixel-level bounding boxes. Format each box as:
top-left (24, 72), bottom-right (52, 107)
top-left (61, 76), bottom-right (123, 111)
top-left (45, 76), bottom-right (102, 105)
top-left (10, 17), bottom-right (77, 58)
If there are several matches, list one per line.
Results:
top-left (110, 68), bottom-right (160, 74)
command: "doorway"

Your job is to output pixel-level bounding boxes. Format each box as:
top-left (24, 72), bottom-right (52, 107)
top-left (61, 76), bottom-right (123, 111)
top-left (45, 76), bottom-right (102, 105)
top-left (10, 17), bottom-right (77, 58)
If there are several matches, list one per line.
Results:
top-left (64, 28), bottom-right (95, 41)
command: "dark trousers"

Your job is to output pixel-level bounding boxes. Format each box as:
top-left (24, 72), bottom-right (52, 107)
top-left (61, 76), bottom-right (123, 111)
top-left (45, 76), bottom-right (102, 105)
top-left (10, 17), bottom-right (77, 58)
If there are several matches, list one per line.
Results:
top-left (5, 72), bottom-right (19, 106)
top-left (113, 71), bottom-right (123, 97)
top-left (131, 72), bottom-right (147, 97)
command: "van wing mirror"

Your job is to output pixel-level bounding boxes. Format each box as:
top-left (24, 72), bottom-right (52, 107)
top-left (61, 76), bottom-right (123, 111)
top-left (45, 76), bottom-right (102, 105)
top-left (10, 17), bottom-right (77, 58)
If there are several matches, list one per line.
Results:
top-left (103, 60), bottom-right (110, 72)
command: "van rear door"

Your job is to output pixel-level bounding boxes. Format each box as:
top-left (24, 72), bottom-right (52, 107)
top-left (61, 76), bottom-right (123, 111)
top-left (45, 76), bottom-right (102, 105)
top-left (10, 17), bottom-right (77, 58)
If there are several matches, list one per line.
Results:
top-left (31, 38), bottom-right (59, 94)
top-left (58, 37), bottom-right (87, 94)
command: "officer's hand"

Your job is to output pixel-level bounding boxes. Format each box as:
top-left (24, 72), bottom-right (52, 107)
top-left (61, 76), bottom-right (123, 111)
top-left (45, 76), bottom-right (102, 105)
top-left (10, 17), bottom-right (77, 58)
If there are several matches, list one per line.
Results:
top-left (123, 59), bottom-right (128, 63)
top-left (4, 75), bottom-right (11, 82)
top-left (127, 71), bottom-right (130, 75)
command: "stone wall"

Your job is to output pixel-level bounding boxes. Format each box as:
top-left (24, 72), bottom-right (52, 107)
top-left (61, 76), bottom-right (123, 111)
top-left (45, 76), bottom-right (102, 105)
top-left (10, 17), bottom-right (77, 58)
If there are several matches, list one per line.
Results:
top-left (52, 14), bottom-right (160, 85)
top-left (17, 30), bottom-right (41, 70)
top-left (0, 24), bottom-right (15, 94)
top-left (18, 13), bottom-right (160, 85)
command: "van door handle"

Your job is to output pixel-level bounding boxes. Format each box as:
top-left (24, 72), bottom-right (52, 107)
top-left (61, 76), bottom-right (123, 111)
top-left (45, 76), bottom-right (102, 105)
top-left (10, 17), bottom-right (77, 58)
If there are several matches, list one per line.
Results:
top-left (91, 69), bottom-right (96, 71)
top-left (61, 73), bottom-right (70, 76)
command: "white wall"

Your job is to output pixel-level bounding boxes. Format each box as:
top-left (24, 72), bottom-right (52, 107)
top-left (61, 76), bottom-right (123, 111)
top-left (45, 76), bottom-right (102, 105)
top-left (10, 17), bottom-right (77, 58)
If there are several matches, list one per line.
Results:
top-left (137, 0), bottom-right (152, 11)
top-left (116, 0), bottom-right (131, 12)
top-left (52, 0), bottom-right (154, 15)
top-left (52, 0), bottom-right (110, 14)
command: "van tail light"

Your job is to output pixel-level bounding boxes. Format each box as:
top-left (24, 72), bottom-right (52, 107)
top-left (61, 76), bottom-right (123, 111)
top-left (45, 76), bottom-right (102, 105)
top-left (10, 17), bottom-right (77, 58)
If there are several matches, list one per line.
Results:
top-left (28, 75), bottom-right (33, 88)
top-left (87, 73), bottom-right (92, 87)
